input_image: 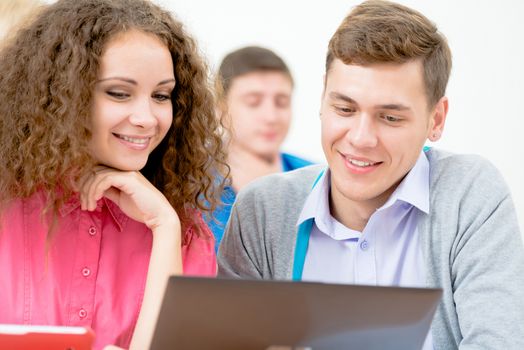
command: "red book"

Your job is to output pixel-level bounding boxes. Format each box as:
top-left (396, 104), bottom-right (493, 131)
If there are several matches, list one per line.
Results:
top-left (0, 325), bottom-right (94, 350)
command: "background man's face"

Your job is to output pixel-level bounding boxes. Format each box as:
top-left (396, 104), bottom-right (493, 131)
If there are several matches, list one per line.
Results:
top-left (226, 71), bottom-right (293, 159)
top-left (320, 59), bottom-right (439, 209)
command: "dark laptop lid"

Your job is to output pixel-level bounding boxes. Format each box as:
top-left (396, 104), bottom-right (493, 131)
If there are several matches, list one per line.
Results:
top-left (150, 276), bottom-right (441, 350)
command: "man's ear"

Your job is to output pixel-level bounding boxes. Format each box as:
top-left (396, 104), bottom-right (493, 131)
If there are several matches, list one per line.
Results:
top-left (427, 96), bottom-right (448, 142)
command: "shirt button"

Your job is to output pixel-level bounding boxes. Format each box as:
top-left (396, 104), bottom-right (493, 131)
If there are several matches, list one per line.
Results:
top-left (88, 226), bottom-right (97, 236)
top-left (82, 268), bottom-right (91, 277)
top-left (360, 240), bottom-right (369, 251)
top-left (78, 309), bottom-right (87, 319)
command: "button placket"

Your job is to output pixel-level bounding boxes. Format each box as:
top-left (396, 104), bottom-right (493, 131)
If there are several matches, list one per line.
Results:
top-left (69, 210), bottom-right (102, 325)
top-left (82, 267), bottom-right (91, 277)
top-left (355, 223), bottom-right (377, 285)
top-left (88, 226), bottom-right (97, 236)
top-left (78, 309), bottom-right (87, 319)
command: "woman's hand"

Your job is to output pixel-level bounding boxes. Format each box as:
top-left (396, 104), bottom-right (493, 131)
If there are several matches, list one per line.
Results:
top-left (81, 166), bottom-right (183, 350)
top-left (80, 166), bottom-right (178, 230)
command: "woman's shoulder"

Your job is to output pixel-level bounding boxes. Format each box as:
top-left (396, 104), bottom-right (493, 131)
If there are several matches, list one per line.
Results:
top-left (1, 190), bottom-right (48, 221)
top-left (181, 209), bottom-right (217, 277)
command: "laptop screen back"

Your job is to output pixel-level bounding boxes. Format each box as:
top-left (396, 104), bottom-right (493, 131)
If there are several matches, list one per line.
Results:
top-left (150, 276), bottom-right (441, 350)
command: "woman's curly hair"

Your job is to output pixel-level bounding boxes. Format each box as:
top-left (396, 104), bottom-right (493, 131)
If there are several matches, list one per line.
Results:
top-left (0, 0), bottom-right (228, 234)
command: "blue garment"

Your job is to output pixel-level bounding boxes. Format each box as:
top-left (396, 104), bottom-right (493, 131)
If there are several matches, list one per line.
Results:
top-left (208, 152), bottom-right (312, 252)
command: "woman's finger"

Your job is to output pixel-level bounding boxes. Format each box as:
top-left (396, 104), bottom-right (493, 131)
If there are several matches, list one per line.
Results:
top-left (80, 167), bottom-right (116, 211)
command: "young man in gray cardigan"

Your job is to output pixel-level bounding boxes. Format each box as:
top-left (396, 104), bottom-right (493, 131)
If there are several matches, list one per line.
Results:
top-left (218, 1), bottom-right (524, 349)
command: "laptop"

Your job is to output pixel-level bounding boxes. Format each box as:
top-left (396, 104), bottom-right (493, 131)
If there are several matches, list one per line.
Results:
top-left (150, 276), bottom-right (441, 350)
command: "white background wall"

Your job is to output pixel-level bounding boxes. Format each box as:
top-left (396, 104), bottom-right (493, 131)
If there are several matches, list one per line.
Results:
top-left (42, 0), bottom-right (524, 232)
top-left (159, 0), bottom-right (523, 233)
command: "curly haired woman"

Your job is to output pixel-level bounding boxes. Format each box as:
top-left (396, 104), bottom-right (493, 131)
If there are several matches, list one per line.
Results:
top-left (0, 0), bottom-right (227, 349)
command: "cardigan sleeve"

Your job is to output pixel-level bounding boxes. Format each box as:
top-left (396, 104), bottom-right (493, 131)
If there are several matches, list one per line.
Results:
top-left (451, 192), bottom-right (524, 349)
top-left (427, 152), bottom-right (524, 349)
top-left (217, 193), bottom-right (264, 279)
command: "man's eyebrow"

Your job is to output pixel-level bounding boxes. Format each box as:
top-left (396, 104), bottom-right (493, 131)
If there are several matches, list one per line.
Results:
top-left (240, 91), bottom-right (264, 97)
top-left (377, 103), bottom-right (412, 111)
top-left (329, 92), bottom-right (412, 111)
top-left (329, 92), bottom-right (357, 104)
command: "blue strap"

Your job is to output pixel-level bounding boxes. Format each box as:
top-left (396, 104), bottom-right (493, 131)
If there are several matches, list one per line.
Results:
top-left (292, 219), bottom-right (313, 281)
top-left (292, 169), bottom-right (325, 281)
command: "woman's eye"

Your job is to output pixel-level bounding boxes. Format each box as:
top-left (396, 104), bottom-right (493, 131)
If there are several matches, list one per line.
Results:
top-left (106, 91), bottom-right (129, 99)
top-left (153, 94), bottom-right (171, 102)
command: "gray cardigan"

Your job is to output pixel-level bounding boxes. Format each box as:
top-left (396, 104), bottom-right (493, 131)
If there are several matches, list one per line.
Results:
top-left (218, 148), bottom-right (524, 349)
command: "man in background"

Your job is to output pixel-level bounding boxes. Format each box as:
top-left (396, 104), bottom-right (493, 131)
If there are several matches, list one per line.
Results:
top-left (207, 46), bottom-right (311, 250)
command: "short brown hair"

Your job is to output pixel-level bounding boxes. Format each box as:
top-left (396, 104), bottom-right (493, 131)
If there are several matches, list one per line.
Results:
top-left (217, 46), bottom-right (293, 96)
top-left (326, 0), bottom-right (452, 108)
top-left (0, 0), bottom-right (227, 234)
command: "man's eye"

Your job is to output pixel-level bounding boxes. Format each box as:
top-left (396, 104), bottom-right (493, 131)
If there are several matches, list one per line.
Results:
top-left (334, 106), bottom-right (356, 114)
top-left (274, 95), bottom-right (291, 108)
top-left (384, 115), bottom-right (400, 122)
top-left (245, 99), bottom-right (261, 107)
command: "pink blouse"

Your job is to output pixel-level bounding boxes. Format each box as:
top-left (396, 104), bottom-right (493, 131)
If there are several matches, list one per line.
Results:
top-left (0, 191), bottom-right (216, 350)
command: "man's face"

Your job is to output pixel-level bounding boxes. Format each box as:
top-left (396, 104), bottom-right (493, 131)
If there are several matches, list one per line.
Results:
top-left (321, 59), bottom-right (445, 209)
top-left (226, 71), bottom-right (293, 159)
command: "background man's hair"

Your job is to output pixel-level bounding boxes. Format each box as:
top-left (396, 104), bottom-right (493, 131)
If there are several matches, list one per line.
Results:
top-left (218, 46), bottom-right (293, 95)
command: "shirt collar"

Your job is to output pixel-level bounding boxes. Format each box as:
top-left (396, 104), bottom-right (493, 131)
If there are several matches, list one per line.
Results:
top-left (297, 168), bottom-right (329, 226)
top-left (379, 151), bottom-right (430, 214)
top-left (59, 194), bottom-right (125, 232)
top-left (296, 168), bottom-right (361, 240)
top-left (296, 150), bottom-right (429, 227)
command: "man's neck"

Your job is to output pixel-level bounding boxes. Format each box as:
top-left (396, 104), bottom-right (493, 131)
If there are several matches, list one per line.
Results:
top-left (329, 179), bottom-right (396, 232)
top-left (227, 144), bottom-right (282, 192)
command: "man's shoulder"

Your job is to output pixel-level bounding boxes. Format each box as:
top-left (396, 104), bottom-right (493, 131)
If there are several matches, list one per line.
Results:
top-left (428, 148), bottom-right (501, 178)
top-left (427, 148), bottom-right (493, 170)
top-left (426, 148), bottom-right (509, 199)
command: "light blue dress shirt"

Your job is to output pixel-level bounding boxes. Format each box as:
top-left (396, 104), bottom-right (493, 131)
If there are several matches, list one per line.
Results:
top-left (297, 151), bottom-right (433, 350)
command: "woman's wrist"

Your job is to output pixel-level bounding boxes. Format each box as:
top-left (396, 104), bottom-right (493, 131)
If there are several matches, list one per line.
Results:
top-left (145, 207), bottom-right (181, 232)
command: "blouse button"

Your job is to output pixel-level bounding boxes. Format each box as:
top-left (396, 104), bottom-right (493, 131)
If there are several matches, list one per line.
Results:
top-left (82, 267), bottom-right (91, 277)
top-left (78, 309), bottom-right (87, 319)
top-left (88, 226), bottom-right (97, 236)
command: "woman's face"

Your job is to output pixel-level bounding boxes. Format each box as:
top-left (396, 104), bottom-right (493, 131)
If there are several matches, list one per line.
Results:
top-left (89, 29), bottom-right (175, 171)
